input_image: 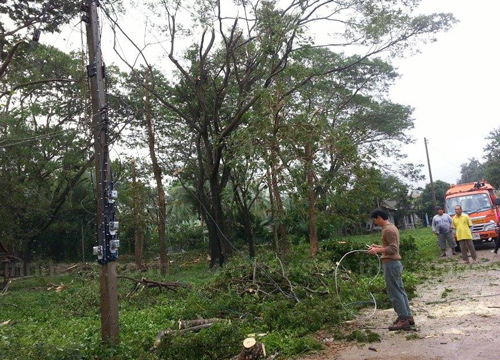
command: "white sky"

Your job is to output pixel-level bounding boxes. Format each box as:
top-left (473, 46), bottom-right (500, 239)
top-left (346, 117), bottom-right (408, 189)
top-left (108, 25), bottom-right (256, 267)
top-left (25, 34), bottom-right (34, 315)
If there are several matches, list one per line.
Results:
top-left (389, 0), bottom-right (500, 187)
top-left (42, 0), bottom-right (500, 188)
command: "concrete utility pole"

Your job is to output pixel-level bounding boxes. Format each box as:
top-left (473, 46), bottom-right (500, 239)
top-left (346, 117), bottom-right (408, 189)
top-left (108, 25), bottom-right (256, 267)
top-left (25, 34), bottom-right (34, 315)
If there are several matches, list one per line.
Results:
top-left (82, 0), bottom-right (119, 343)
top-left (424, 137), bottom-right (437, 215)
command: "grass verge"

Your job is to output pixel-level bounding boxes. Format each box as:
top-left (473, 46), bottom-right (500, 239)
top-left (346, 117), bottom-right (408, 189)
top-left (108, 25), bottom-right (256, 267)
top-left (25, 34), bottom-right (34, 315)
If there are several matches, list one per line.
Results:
top-left (0, 227), bottom-right (440, 359)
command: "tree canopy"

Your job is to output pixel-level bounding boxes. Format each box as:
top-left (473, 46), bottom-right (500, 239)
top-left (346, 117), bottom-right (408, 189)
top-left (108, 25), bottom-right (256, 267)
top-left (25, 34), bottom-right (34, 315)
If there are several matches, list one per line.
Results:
top-left (0, 0), bottom-right (457, 264)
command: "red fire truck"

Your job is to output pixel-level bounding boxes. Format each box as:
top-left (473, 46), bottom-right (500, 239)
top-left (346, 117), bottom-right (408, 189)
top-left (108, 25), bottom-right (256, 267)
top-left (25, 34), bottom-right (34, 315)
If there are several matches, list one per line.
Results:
top-left (445, 180), bottom-right (500, 244)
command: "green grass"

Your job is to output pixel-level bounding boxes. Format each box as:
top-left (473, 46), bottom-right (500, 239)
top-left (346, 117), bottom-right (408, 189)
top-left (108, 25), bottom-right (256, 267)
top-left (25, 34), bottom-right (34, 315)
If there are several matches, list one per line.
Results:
top-left (0, 227), bottom-right (440, 360)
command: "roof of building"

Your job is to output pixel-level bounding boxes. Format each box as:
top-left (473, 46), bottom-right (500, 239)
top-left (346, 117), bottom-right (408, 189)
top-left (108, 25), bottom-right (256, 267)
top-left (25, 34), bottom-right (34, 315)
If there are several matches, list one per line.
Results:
top-left (382, 200), bottom-right (398, 211)
top-left (0, 241), bottom-right (10, 256)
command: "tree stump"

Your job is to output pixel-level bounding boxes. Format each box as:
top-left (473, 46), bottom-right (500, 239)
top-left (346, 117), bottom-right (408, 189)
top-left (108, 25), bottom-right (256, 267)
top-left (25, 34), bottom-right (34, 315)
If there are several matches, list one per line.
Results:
top-left (238, 337), bottom-right (266, 360)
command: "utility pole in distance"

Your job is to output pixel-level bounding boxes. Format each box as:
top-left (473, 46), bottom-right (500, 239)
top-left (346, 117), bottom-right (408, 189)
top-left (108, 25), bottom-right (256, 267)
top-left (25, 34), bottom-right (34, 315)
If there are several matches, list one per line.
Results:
top-left (424, 137), bottom-right (437, 215)
top-left (82, 0), bottom-right (120, 343)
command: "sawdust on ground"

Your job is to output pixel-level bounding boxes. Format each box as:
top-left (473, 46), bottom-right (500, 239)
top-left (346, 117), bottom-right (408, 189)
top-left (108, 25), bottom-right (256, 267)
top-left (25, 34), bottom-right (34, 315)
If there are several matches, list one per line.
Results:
top-left (296, 246), bottom-right (500, 360)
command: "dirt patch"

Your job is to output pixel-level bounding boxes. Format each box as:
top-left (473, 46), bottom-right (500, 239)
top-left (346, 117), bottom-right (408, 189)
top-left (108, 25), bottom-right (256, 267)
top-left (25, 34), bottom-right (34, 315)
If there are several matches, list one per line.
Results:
top-left (298, 248), bottom-right (500, 360)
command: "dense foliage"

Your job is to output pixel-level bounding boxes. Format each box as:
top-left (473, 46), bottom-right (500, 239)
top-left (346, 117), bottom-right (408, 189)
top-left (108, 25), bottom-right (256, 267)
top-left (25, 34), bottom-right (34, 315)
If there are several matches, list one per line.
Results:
top-left (1, 1), bottom-right (456, 265)
top-left (0, 228), bottom-right (434, 360)
top-left (454, 128), bottom-right (500, 189)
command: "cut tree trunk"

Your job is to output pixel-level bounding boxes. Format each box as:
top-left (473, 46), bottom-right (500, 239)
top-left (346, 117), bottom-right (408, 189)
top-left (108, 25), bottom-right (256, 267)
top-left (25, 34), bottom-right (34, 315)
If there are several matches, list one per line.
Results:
top-left (229, 337), bottom-right (266, 360)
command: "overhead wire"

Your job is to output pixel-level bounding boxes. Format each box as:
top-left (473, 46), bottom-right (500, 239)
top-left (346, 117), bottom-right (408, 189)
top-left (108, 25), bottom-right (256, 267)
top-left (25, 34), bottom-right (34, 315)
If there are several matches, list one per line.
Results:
top-left (0, 130), bottom-right (69, 148)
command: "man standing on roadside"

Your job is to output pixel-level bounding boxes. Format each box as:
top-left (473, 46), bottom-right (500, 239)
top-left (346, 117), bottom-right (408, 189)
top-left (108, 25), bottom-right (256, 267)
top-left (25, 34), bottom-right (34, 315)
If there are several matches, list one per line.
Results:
top-left (431, 207), bottom-right (458, 257)
top-left (368, 209), bottom-right (414, 331)
top-left (452, 205), bottom-right (477, 264)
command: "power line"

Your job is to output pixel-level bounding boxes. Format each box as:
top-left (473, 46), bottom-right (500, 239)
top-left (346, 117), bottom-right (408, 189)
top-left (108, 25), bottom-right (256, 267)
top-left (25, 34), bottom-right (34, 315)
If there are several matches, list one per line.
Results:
top-left (0, 130), bottom-right (69, 148)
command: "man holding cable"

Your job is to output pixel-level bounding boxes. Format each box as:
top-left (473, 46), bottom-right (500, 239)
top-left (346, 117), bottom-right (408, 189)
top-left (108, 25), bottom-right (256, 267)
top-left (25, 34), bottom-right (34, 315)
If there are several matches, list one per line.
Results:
top-left (368, 209), bottom-right (414, 331)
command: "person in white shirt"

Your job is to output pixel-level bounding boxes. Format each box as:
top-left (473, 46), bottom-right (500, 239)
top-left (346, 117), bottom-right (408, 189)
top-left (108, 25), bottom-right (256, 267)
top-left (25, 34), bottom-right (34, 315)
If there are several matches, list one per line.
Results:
top-left (431, 207), bottom-right (457, 257)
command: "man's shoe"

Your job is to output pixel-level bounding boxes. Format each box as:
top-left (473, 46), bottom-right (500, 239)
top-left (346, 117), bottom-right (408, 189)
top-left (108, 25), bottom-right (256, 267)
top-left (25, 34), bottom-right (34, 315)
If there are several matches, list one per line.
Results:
top-left (388, 318), bottom-right (411, 331)
top-left (393, 316), bottom-right (415, 326)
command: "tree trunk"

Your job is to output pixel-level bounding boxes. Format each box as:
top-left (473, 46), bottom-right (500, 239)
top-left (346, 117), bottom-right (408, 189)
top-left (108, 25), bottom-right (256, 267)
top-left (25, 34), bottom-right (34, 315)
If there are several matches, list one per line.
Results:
top-left (195, 130), bottom-right (230, 267)
top-left (269, 129), bottom-right (288, 256)
top-left (131, 158), bottom-right (143, 269)
top-left (197, 176), bottom-right (223, 268)
top-left (232, 180), bottom-right (256, 258)
top-left (210, 179), bottom-right (232, 258)
top-left (266, 169), bottom-right (279, 253)
top-left (145, 70), bottom-right (168, 275)
top-left (243, 209), bottom-right (255, 258)
top-left (305, 143), bottom-right (318, 257)
top-left (270, 157), bottom-right (288, 256)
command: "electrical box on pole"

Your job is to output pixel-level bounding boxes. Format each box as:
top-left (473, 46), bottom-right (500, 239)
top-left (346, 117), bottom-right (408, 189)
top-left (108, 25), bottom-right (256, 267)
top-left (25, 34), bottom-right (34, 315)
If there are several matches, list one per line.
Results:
top-left (82, 0), bottom-right (119, 343)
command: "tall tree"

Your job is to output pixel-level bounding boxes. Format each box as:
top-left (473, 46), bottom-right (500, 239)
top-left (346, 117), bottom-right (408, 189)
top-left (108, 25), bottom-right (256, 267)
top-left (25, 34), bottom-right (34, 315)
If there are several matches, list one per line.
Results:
top-left (457, 158), bottom-right (485, 184)
top-left (131, 158), bottom-right (145, 268)
top-left (144, 68), bottom-right (169, 274)
top-left (105, 0), bottom-right (454, 265)
top-left (117, 66), bottom-right (171, 273)
top-left (416, 180), bottom-right (450, 219)
top-left (263, 49), bottom-right (419, 247)
top-left (0, 44), bottom-right (128, 264)
top-left (0, 45), bottom-right (90, 262)
top-left (483, 128), bottom-right (500, 188)
top-left (227, 133), bottom-right (267, 258)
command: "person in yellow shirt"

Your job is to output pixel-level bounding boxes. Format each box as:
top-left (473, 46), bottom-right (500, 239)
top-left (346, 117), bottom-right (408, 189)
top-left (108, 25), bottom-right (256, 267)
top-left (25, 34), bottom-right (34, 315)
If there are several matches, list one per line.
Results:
top-left (452, 205), bottom-right (477, 264)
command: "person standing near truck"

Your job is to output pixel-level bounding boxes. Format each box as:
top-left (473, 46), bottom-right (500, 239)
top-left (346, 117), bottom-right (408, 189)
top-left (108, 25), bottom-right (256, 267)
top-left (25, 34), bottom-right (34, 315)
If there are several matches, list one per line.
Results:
top-left (368, 209), bottom-right (414, 330)
top-left (432, 207), bottom-right (458, 257)
top-left (492, 211), bottom-right (500, 255)
top-left (452, 205), bottom-right (477, 264)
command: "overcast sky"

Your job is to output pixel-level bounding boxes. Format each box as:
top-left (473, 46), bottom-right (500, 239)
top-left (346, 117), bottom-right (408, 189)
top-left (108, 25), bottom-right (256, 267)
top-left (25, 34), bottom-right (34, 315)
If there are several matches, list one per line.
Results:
top-left (106, 0), bottom-right (500, 188)
top-left (47, 1), bottom-right (499, 188)
top-left (389, 0), bottom-right (500, 187)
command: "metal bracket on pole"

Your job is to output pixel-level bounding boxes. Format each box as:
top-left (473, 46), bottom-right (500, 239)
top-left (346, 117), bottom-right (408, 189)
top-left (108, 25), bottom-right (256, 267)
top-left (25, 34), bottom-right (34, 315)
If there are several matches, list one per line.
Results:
top-left (86, 63), bottom-right (97, 77)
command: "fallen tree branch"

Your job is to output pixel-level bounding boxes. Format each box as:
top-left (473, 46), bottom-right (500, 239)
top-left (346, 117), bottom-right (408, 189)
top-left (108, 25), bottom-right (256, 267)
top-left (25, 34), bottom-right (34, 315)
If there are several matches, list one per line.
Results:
top-left (0, 281), bottom-right (11, 296)
top-left (62, 263), bottom-right (93, 273)
top-left (304, 286), bottom-right (330, 295)
top-left (178, 318), bottom-right (221, 330)
top-left (0, 320), bottom-right (12, 327)
top-left (239, 285), bottom-right (273, 298)
top-left (118, 276), bottom-right (188, 292)
top-left (275, 254), bottom-right (300, 302)
top-left (151, 319), bottom-right (226, 351)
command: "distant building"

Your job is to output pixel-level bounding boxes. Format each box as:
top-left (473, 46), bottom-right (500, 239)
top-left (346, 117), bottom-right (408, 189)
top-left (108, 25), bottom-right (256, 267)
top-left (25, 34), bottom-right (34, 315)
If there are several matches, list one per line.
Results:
top-left (367, 200), bottom-right (419, 231)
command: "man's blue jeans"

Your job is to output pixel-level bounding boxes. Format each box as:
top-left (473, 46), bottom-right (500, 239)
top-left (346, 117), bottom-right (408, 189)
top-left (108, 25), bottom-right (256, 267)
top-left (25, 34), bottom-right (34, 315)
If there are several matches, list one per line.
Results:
top-left (383, 260), bottom-right (412, 319)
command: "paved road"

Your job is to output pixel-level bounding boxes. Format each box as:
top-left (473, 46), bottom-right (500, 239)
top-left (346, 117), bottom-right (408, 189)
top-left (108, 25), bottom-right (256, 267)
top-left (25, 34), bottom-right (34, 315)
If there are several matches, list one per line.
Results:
top-left (299, 249), bottom-right (500, 360)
